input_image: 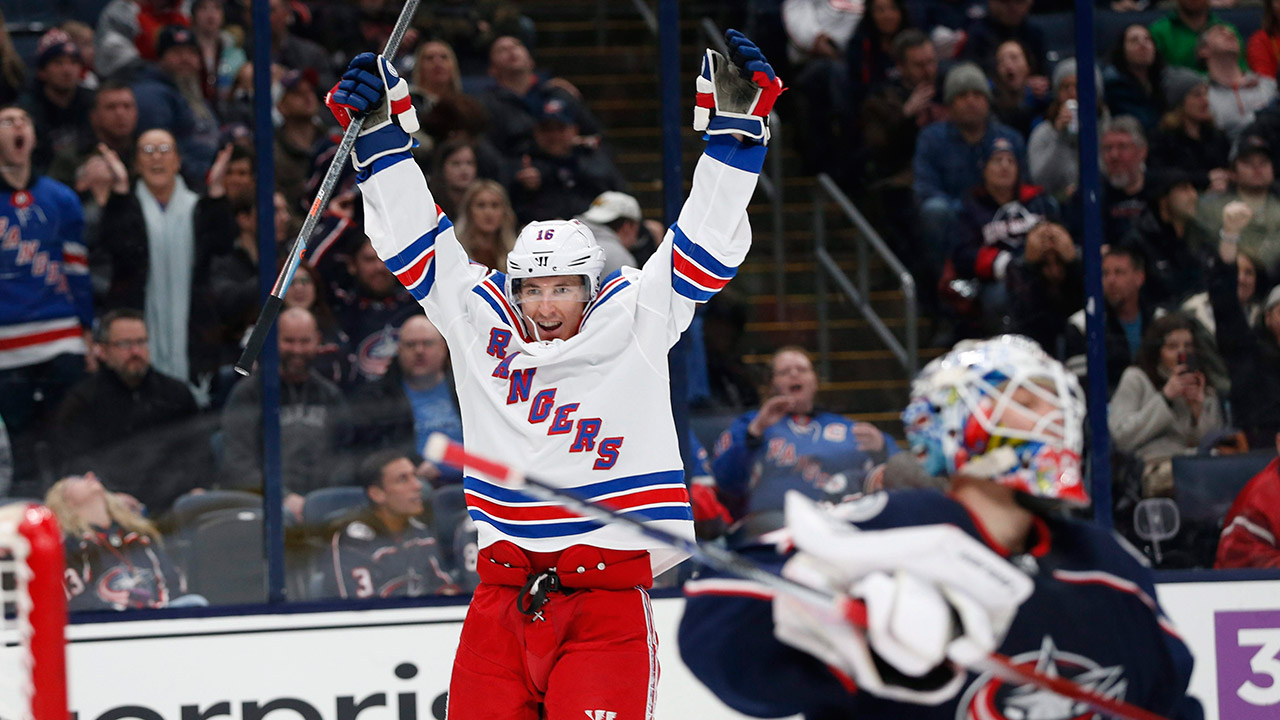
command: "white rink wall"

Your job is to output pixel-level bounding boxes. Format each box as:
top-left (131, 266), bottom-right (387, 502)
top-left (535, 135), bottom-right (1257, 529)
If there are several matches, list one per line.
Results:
top-left (64, 580), bottom-right (1280, 720)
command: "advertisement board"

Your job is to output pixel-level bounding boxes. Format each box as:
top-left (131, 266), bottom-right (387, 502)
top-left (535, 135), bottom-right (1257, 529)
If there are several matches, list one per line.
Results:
top-left (63, 580), bottom-right (1280, 720)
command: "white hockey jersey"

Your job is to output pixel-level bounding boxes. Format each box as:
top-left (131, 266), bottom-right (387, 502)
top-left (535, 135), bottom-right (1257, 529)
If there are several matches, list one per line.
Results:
top-left (359, 136), bottom-right (766, 573)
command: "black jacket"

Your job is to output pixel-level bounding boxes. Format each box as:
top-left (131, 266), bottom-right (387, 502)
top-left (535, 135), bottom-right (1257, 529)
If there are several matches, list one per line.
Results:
top-left (1210, 256), bottom-right (1280, 445)
top-left (1148, 124), bottom-right (1231, 191)
top-left (54, 366), bottom-right (209, 515)
top-left (1122, 209), bottom-right (1214, 308)
top-left (97, 191), bottom-right (235, 382)
top-left (323, 511), bottom-right (457, 599)
top-left (509, 145), bottom-right (627, 224)
top-left (220, 369), bottom-right (354, 495)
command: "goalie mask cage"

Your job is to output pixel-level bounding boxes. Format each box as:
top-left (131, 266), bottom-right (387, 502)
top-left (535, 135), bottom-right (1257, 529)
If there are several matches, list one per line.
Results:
top-left (0, 505), bottom-right (67, 720)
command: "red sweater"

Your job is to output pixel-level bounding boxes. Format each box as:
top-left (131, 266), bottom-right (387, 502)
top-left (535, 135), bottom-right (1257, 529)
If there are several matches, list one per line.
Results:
top-left (1247, 29), bottom-right (1280, 79)
top-left (1215, 457), bottom-right (1280, 569)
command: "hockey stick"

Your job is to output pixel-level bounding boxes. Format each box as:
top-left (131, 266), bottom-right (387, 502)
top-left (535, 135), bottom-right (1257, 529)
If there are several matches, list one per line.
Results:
top-left (424, 434), bottom-right (1170, 720)
top-left (234, 0), bottom-right (423, 376)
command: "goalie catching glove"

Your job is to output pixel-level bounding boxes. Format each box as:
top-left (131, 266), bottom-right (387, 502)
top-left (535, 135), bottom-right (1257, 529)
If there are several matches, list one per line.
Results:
top-left (325, 52), bottom-right (419, 170)
top-left (694, 29), bottom-right (785, 145)
top-left (772, 492), bottom-right (1033, 705)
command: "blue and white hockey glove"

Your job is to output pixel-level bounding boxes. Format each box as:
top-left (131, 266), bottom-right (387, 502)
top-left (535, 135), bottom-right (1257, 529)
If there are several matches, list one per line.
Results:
top-left (693, 29), bottom-right (785, 146)
top-left (772, 492), bottom-right (1032, 705)
top-left (325, 52), bottom-right (420, 169)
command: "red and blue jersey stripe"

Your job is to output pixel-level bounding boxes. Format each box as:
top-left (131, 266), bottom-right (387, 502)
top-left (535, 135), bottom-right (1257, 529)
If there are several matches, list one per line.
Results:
top-left (464, 470), bottom-right (693, 539)
top-left (383, 207), bottom-right (452, 301)
top-left (672, 225), bottom-right (736, 303)
top-left (580, 271), bottom-right (631, 327)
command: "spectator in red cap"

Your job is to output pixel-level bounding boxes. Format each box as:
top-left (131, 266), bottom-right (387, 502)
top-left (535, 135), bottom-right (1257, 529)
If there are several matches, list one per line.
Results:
top-left (20, 29), bottom-right (95, 175)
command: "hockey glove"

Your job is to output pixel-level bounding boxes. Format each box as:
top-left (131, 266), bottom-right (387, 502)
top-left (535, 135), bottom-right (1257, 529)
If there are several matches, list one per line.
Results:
top-left (325, 52), bottom-right (420, 170)
top-left (693, 29), bottom-right (785, 145)
top-left (771, 492), bottom-right (1033, 704)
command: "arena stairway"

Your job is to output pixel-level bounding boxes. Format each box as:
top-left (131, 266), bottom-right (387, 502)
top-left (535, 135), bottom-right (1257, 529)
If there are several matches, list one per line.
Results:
top-left (522, 1), bottom-right (938, 434)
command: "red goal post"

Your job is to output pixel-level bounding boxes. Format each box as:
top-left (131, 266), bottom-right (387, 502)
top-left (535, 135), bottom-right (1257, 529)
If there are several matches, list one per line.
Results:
top-left (1, 504), bottom-right (67, 720)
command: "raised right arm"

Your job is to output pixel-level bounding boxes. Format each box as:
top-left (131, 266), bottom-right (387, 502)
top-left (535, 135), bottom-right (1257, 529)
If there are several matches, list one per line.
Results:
top-left (328, 53), bottom-right (487, 328)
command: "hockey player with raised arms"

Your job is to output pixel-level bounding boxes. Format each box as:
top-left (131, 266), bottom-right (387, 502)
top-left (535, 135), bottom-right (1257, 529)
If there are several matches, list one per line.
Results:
top-left (325, 31), bottom-right (782, 720)
top-left (681, 335), bottom-right (1204, 720)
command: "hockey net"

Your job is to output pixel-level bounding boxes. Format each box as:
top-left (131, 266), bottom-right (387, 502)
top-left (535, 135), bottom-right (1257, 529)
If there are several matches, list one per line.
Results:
top-left (0, 505), bottom-right (67, 720)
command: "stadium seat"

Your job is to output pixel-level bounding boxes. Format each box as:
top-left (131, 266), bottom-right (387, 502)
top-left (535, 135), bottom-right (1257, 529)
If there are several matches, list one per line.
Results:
top-left (1169, 452), bottom-right (1274, 567)
top-left (166, 490), bottom-right (261, 568)
top-left (431, 484), bottom-right (468, 567)
top-left (302, 486), bottom-right (368, 530)
top-left (186, 507), bottom-right (267, 605)
top-left (170, 489), bottom-right (262, 530)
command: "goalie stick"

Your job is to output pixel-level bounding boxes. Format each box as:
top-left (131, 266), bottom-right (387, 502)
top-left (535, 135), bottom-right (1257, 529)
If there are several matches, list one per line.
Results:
top-left (424, 433), bottom-right (1170, 720)
top-left (234, 0), bottom-right (423, 375)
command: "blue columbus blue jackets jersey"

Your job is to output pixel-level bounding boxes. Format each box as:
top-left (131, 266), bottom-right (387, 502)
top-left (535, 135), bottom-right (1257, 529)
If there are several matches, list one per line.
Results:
top-left (0, 177), bottom-right (91, 370)
top-left (680, 489), bottom-right (1203, 720)
top-left (712, 411), bottom-right (899, 515)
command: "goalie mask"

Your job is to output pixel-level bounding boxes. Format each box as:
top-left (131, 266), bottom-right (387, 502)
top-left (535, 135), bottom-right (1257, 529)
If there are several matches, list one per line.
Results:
top-left (505, 220), bottom-right (606, 338)
top-left (901, 335), bottom-right (1087, 504)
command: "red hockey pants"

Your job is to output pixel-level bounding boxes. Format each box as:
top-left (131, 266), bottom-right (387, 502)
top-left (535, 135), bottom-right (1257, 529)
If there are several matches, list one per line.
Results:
top-left (446, 541), bottom-right (658, 720)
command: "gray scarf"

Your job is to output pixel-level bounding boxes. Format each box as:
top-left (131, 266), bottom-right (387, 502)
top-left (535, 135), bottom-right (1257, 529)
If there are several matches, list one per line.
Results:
top-left (136, 175), bottom-right (199, 382)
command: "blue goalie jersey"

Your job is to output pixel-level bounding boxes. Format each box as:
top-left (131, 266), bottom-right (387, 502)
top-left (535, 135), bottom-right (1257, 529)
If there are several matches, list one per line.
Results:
top-left (680, 489), bottom-right (1204, 720)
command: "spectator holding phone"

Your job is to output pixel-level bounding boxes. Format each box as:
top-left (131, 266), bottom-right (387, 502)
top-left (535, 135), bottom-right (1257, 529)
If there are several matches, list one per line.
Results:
top-left (1109, 313), bottom-right (1226, 496)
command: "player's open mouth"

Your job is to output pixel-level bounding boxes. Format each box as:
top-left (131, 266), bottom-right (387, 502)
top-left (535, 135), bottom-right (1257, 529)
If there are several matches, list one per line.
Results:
top-left (537, 321), bottom-right (563, 332)
top-left (789, 383), bottom-right (803, 393)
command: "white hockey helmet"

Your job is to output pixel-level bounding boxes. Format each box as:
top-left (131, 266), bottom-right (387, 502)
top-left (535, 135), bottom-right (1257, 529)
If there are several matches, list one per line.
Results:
top-left (901, 335), bottom-right (1088, 505)
top-left (504, 219), bottom-right (607, 305)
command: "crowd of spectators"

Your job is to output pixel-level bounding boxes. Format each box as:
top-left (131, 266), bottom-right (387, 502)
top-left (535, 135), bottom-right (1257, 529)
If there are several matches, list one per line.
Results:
top-left (766, 0), bottom-right (1280, 565)
top-left (0, 0), bottom-right (661, 606)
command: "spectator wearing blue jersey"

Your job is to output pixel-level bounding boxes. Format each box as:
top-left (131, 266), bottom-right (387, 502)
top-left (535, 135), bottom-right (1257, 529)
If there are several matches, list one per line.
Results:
top-left (351, 315), bottom-right (463, 486)
top-left (0, 105), bottom-right (93, 495)
top-left (713, 346), bottom-right (898, 520)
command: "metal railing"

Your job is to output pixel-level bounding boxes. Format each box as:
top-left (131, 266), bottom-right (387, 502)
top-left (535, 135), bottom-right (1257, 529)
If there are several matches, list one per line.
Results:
top-left (628, 0), bottom-right (659, 34)
top-left (699, 17), bottom-right (787, 320)
top-left (812, 173), bottom-right (918, 380)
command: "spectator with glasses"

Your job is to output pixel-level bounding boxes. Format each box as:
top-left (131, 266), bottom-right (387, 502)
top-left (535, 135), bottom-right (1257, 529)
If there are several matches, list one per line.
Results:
top-left (130, 26), bottom-right (221, 191)
top-left (352, 315), bottom-right (463, 485)
top-left (53, 309), bottom-right (207, 517)
top-left (96, 132), bottom-right (235, 391)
